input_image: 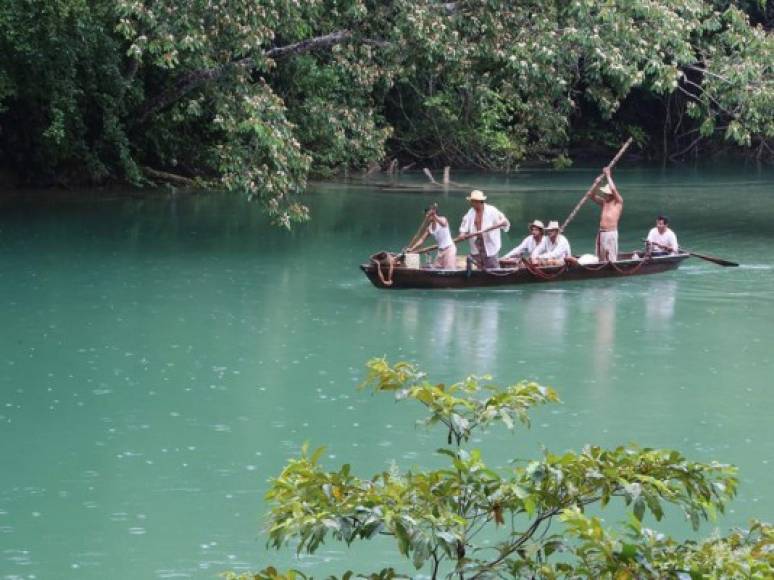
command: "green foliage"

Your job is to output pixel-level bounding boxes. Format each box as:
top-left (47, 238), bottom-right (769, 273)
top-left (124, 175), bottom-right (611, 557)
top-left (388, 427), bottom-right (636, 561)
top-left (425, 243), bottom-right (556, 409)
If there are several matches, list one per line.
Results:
top-left (255, 358), bottom-right (770, 578)
top-left (0, 0), bottom-right (138, 182)
top-left (0, 1), bottom-right (771, 222)
top-left (360, 357), bottom-right (560, 444)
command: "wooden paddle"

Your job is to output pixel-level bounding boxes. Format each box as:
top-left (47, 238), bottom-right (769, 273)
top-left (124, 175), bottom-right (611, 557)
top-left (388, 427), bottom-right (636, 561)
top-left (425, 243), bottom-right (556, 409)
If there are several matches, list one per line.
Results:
top-left (413, 223), bottom-right (506, 255)
top-left (645, 240), bottom-right (739, 267)
top-left (561, 137), bottom-right (634, 232)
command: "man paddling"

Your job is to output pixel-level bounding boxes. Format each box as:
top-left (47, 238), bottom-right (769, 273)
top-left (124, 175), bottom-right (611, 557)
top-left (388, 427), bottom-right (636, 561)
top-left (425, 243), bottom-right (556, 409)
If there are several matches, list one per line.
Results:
top-left (590, 166), bottom-right (623, 262)
top-left (646, 215), bottom-right (679, 255)
top-left (459, 190), bottom-right (510, 270)
top-left (501, 220), bottom-right (544, 265)
top-left (407, 206), bottom-right (457, 268)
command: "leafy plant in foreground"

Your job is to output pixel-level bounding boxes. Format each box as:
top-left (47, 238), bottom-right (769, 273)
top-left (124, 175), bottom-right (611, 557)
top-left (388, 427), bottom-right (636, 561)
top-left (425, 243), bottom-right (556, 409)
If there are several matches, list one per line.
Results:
top-left (248, 359), bottom-right (771, 578)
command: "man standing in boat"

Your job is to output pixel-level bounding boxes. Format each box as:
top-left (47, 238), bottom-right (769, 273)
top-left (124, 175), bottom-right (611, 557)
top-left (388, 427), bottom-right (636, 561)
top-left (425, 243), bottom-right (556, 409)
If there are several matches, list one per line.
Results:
top-left (501, 220), bottom-right (545, 265)
top-left (459, 190), bottom-right (510, 270)
top-left (407, 206), bottom-right (457, 269)
top-left (590, 166), bottom-right (623, 262)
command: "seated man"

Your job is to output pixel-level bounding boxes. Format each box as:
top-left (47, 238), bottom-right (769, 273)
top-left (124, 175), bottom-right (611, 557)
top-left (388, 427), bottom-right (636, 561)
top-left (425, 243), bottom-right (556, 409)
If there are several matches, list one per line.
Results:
top-left (501, 220), bottom-right (544, 265)
top-left (531, 221), bottom-right (572, 265)
top-left (646, 215), bottom-right (678, 255)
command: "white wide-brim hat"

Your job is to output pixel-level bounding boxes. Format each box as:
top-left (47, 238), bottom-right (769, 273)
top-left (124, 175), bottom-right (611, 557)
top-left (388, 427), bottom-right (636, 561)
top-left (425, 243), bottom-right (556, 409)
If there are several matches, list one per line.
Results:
top-left (466, 189), bottom-right (487, 202)
top-left (529, 220), bottom-right (545, 230)
top-left (545, 220), bottom-right (560, 231)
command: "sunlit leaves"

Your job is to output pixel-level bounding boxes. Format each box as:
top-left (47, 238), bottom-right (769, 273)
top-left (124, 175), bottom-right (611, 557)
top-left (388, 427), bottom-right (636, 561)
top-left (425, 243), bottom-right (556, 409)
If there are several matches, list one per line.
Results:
top-left (560, 510), bottom-right (774, 578)
top-left (258, 359), bottom-right (765, 578)
top-left (361, 357), bottom-right (559, 444)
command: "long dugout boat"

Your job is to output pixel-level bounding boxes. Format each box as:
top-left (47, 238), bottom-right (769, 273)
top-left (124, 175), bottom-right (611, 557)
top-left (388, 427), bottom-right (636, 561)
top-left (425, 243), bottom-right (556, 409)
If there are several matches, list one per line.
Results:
top-left (361, 251), bottom-right (690, 289)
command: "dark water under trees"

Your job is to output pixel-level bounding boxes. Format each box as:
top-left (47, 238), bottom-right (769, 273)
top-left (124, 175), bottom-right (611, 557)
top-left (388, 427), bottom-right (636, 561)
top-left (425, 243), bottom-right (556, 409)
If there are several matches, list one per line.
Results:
top-left (1, 165), bottom-right (773, 578)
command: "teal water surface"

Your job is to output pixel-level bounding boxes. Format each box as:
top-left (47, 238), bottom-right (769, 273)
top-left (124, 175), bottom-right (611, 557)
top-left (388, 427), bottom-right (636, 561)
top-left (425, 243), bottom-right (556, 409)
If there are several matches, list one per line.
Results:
top-left (1, 165), bottom-right (773, 578)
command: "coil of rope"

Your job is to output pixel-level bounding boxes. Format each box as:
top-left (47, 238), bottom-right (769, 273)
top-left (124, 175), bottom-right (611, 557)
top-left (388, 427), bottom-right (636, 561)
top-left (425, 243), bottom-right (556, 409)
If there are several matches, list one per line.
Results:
top-left (369, 252), bottom-right (396, 286)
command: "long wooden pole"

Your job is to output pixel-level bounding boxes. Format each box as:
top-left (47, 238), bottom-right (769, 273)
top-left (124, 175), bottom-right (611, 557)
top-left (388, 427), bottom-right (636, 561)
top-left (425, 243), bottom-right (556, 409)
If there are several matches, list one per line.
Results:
top-left (561, 137), bottom-right (634, 232)
top-left (413, 223), bottom-right (505, 255)
top-left (406, 202), bottom-right (437, 249)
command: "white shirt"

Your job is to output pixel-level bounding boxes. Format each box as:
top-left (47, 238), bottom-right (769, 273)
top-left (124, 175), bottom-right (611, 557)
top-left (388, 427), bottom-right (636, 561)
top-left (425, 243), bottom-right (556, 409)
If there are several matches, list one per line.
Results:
top-left (429, 219), bottom-right (453, 250)
top-left (647, 227), bottom-right (678, 253)
top-left (532, 234), bottom-right (572, 260)
top-left (503, 235), bottom-right (541, 259)
top-left (459, 204), bottom-right (510, 256)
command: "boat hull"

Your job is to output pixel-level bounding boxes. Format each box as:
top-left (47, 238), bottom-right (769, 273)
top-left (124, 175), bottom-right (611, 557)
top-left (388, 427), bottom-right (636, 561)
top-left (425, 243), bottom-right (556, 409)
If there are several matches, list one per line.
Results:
top-left (360, 253), bottom-right (690, 289)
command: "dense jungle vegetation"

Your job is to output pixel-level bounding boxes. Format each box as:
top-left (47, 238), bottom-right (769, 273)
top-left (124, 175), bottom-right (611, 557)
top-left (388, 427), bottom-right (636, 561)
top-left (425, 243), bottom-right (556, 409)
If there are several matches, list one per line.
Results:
top-left (0, 1), bottom-right (772, 225)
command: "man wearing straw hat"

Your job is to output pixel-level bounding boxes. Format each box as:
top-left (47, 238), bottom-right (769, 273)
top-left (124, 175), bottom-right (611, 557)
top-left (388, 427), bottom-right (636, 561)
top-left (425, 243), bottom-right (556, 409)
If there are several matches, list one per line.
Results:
top-left (590, 166), bottom-right (623, 262)
top-left (532, 220), bottom-right (572, 265)
top-left (459, 190), bottom-right (510, 270)
top-left (501, 220), bottom-right (545, 264)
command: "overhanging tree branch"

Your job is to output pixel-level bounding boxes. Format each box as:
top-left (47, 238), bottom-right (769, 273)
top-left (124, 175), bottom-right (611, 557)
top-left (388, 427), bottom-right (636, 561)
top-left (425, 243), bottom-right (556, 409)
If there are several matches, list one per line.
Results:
top-left (134, 29), bottom-right (388, 126)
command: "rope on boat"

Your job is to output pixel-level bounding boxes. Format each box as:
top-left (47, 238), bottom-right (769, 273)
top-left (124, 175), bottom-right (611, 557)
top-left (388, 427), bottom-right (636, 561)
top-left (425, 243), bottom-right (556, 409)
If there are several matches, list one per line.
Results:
top-left (576, 261), bottom-right (608, 272)
top-left (370, 252), bottom-right (396, 286)
top-left (523, 260), bottom-right (568, 280)
top-left (607, 255), bottom-right (651, 276)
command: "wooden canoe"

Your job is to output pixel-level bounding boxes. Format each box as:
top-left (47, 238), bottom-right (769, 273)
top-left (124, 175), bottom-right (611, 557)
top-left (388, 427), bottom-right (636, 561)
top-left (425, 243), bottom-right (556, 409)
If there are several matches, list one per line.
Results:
top-left (361, 252), bottom-right (690, 289)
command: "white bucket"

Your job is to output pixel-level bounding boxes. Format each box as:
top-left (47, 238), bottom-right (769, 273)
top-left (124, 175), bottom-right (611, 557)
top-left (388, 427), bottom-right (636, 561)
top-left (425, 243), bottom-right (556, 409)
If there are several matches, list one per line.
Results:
top-left (404, 253), bottom-right (421, 269)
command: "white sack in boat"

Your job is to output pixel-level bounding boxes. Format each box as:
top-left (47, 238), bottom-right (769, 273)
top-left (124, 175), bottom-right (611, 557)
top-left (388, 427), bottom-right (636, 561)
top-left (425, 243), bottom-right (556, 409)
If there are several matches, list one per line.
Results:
top-left (578, 254), bottom-right (599, 265)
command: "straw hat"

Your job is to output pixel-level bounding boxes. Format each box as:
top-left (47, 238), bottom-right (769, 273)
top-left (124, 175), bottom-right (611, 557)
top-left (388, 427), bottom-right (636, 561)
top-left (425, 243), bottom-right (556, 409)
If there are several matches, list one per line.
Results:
top-left (545, 220), bottom-right (560, 231)
top-left (529, 219), bottom-right (545, 230)
top-left (466, 189), bottom-right (487, 202)
top-left (599, 183), bottom-right (613, 196)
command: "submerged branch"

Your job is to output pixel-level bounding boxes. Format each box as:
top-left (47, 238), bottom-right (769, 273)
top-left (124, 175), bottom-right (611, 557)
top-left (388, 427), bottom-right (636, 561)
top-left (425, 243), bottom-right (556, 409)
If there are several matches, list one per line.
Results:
top-left (142, 166), bottom-right (198, 187)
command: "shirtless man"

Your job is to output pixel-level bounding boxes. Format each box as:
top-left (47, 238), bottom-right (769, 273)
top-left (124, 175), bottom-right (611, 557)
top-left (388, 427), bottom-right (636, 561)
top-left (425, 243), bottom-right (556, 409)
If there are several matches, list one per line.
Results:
top-left (590, 166), bottom-right (623, 262)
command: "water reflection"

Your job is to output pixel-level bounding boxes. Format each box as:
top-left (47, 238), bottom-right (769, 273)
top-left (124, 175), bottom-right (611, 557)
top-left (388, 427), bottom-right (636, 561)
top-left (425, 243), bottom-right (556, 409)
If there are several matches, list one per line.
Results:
top-left (577, 286), bottom-right (618, 379)
top-left (430, 297), bottom-right (456, 354)
top-left (521, 290), bottom-right (569, 349)
top-left (466, 299), bottom-right (500, 371)
top-left (644, 280), bottom-right (677, 329)
top-left (371, 294), bottom-right (504, 372)
top-left (593, 287), bottom-right (617, 378)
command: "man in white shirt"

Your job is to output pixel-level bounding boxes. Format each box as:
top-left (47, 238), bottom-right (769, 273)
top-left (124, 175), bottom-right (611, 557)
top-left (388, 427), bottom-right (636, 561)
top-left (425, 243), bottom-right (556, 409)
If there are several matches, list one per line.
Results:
top-left (459, 190), bottom-right (510, 270)
top-left (646, 215), bottom-right (679, 255)
top-left (532, 221), bottom-right (572, 265)
top-left (407, 206), bottom-right (457, 269)
top-left (501, 220), bottom-right (544, 264)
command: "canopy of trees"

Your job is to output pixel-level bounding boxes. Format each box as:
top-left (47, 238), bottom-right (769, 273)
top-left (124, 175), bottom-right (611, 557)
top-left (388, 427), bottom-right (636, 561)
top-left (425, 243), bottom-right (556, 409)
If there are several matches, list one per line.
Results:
top-left (1, 1), bottom-right (772, 225)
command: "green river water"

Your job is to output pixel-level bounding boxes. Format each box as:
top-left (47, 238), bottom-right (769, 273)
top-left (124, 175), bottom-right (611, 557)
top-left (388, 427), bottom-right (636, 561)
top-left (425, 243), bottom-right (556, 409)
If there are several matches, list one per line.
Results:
top-left (1, 165), bottom-right (773, 578)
